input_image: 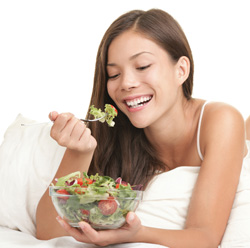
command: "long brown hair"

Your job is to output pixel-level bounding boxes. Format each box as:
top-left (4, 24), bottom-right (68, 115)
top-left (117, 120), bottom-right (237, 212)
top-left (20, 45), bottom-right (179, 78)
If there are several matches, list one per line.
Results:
top-left (87, 9), bottom-right (194, 188)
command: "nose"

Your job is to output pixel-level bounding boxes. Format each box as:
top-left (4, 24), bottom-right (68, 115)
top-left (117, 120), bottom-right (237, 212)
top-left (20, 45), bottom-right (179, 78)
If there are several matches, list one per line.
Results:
top-left (120, 72), bottom-right (139, 91)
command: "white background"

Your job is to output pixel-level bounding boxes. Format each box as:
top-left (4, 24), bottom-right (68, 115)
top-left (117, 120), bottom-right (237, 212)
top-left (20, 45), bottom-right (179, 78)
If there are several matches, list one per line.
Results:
top-left (0, 0), bottom-right (250, 142)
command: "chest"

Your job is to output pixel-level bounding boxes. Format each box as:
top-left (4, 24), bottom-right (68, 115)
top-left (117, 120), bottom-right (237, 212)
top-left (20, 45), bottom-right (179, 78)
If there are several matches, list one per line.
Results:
top-left (159, 136), bottom-right (202, 170)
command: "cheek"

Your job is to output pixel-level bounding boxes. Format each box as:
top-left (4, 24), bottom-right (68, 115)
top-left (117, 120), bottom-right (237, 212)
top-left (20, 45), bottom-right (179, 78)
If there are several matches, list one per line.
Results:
top-left (144, 64), bottom-right (167, 83)
top-left (107, 81), bottom-right (116, 100)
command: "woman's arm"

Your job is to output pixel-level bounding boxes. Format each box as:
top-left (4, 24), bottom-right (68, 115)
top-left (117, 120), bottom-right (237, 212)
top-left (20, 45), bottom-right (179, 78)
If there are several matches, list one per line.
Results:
top-left (182, 103), bottom-right (246, 244)
top-left (245, 115), bottom-right (250, 140)
top-left (55, 103), bottom-right (246, 247)
top-left (36, 112), bottom-right (97, 240)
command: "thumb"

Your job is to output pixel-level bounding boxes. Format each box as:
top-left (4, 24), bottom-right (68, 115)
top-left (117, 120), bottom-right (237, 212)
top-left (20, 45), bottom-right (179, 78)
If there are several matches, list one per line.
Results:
top-left (126, 212), bottom-right (141, 227)
top-left (49, 111), bottom-right (59, 121)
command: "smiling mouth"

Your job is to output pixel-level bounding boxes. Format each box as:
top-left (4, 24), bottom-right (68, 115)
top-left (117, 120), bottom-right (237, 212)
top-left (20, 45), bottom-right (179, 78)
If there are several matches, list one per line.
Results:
top-left (125, 95), bottom-right (152, 109)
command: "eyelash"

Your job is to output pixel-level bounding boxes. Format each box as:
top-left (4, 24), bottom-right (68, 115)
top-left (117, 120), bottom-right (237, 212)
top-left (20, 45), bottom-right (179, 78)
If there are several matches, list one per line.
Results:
top-left (108, 64), bottom-right (151, 79)
top-left (137, 64), bottom-right (151, 71)
top-left (108, 74), bottom-right (119, 79)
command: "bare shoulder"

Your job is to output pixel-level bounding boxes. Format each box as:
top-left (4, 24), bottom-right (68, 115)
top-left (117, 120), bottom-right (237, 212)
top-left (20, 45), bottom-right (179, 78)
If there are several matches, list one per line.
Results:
top-left (202, 101), bottom-right (245, 132)
top-left (205, 101), bottom-right (242, 116)
top-left (200, 101), bottom-right (246, 157)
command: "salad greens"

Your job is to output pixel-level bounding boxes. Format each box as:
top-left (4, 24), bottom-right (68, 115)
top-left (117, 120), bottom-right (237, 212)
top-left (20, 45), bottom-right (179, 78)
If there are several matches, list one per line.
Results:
top-left (50, 172), bottom-right (141, 229)
top-left (89, 104), bottom-right (118, 127)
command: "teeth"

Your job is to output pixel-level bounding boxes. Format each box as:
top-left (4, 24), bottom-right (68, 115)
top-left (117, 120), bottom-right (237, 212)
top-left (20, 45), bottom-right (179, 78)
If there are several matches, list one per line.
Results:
top-left (126, 96), bottom-right (152, 108)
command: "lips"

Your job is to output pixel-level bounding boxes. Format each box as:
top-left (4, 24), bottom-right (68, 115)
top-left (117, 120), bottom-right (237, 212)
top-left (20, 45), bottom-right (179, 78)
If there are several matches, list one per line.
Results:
top-left (125, 95), bottom-right (152, 109)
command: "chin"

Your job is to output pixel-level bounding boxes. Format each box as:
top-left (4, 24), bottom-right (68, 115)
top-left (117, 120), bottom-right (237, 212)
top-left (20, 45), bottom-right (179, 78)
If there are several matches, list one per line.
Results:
top-left (130, 120), bottom-right (149, 129)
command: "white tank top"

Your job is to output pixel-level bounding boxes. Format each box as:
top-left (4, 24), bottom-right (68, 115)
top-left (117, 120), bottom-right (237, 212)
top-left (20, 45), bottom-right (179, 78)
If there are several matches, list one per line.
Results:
top-left (196, 101), bottom-right (211, 161)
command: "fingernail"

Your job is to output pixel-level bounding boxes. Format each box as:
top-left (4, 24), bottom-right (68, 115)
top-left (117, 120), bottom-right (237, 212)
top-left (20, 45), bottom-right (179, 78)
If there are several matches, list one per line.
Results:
top-left (127, 213), bottom-right (135, 222)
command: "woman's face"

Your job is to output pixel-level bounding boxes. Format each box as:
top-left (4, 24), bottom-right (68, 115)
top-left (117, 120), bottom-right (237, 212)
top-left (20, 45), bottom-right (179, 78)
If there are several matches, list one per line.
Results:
top-left (107, 30), bottom-right (184, 128)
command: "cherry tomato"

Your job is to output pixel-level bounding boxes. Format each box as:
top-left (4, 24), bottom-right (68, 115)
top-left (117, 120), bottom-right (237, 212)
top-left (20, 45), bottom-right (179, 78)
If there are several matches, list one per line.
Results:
top-left (56, 189), bottom-right (70, 200)
top-left (110, 105), bottom-right (118, 114)
top-left (77, 178), bottom-right (83, 186)
top-left (84, 178), bottom-right (93, 184)
top-left (80, 209), bottom-right (90, 215)
top-left (115, 181), bottom-right (128, 189)
top-left (98, 199), bottom-right (118, 215)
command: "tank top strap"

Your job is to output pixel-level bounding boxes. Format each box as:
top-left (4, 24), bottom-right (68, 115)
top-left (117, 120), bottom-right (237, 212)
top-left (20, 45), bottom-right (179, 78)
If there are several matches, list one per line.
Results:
top-left (197, 101), bottom-right (211, 161)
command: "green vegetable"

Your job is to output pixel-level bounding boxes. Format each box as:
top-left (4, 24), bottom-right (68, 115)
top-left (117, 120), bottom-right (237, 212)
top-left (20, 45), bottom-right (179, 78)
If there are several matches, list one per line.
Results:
top-left (89, 104), bottom-right (118, 127)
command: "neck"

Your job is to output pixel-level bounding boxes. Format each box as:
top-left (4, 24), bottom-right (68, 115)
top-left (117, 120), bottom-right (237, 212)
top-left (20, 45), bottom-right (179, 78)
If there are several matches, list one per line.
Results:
top-left (143, 98), bottom-right (198, 169)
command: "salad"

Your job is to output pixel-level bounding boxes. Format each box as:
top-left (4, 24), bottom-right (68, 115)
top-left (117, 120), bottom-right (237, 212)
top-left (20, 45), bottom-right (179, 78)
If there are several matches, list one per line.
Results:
top-left (89, 104), bottom-right (118, 127)
top-left (49, 172), bottom-right (142, 229)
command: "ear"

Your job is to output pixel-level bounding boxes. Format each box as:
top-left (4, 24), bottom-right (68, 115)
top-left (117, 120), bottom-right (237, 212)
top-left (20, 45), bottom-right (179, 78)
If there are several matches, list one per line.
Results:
top-left (176, 56), bottom-right (190, 85)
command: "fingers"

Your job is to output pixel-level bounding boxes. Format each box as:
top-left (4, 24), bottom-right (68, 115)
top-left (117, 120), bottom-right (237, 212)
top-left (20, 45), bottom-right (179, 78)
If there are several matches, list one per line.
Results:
top-left (49, 112), bottom-right (97, 152)
top-left (49, 111), bottom-right (59, 121)
top-left (56, 114), bottom-right (80, 140)
top-left (56, 216), bottom-right (87, 243)
top-left (125, 212), bottom-right (141, 231)
top-left (78, 222), bottom-right (111, 246)
top-left (126, 212), bottom-right (135, 224)
top-left (56, 213), bottom-right (142, 246)
top-left (50, 112), bottom-right (75, 143)
top-left (78, 222), bottom-right (100, 243)
top-left (66, 121), bottom-right (96, 152)
top-left (56, 217), bottom-right (108, 245)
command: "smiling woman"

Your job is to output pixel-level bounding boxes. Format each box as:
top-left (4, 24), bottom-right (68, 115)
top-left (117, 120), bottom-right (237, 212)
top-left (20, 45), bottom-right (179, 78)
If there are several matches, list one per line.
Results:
top-left (33, 8), bottom-right (250, 248)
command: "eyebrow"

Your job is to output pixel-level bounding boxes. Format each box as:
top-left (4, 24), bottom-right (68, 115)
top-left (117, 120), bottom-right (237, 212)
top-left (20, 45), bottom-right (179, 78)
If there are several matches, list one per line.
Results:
top-left (107, 51), bottom-right (153, 67)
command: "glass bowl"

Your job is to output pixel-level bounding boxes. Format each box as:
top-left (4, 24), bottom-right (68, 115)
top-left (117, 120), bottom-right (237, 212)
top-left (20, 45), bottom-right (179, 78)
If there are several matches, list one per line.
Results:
top-left (49, 186), bottom-right (143, 229)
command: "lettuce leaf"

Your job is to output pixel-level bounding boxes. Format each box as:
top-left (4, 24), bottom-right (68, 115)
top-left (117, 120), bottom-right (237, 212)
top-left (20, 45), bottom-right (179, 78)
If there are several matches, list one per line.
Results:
top-left (89, 104), bottom-right (117, 127)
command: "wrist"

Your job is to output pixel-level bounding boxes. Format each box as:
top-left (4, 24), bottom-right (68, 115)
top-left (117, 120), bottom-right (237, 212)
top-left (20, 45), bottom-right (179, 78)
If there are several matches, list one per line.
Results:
top-left (68, 139), bottom-right (97, 155)
top-left (58, 148), bottom-right (94, 174)
top-left (68, 146), bottom-right (95, 157)
top-left (132, 225), bottom-right (148, 243)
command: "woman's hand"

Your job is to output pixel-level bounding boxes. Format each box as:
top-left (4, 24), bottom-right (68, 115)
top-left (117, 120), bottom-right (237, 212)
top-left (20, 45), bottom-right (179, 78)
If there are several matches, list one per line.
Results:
top-left (49, 111), bottom-right (97, 154)
top-left (56, 212), bottom-right (143, 246)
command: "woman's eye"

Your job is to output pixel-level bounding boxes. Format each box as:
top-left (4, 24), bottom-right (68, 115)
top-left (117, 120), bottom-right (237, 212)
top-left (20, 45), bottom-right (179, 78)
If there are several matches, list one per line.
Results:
top-left (108, 74), bottom-right (120, 79)
top-left (137, 65), bottom-right (151, 71)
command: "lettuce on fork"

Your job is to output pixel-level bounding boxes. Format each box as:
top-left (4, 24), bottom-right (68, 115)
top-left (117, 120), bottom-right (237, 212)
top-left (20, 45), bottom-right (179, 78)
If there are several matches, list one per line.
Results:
top-left (89, 104), bottom-right (118, 127)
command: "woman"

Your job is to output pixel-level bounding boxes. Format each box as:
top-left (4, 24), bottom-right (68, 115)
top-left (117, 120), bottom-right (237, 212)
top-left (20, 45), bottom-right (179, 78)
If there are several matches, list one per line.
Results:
top-left (36, 9), bottom-right (248, 247)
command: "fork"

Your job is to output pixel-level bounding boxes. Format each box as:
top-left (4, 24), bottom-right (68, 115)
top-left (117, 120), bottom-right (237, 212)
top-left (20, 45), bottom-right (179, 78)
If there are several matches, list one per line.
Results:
top-left (21, 114), bottom-right (107, 126)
